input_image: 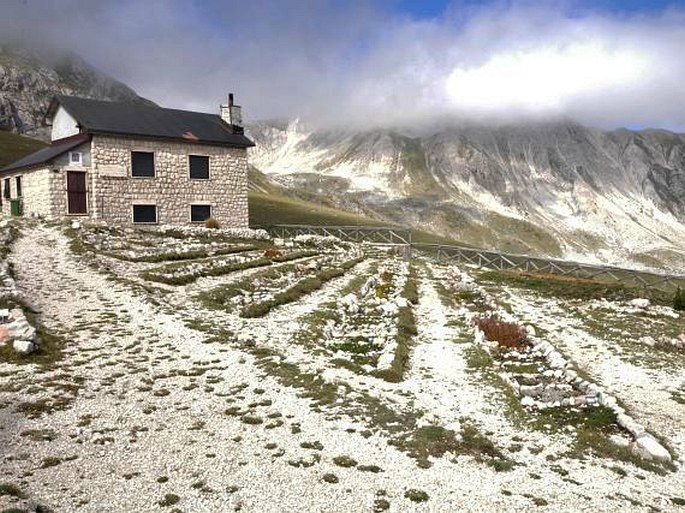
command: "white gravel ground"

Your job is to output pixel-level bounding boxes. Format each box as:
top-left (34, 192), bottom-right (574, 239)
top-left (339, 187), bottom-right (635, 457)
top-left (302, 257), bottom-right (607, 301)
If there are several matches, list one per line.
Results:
top-left (0, 225), bottom-right (684, 512)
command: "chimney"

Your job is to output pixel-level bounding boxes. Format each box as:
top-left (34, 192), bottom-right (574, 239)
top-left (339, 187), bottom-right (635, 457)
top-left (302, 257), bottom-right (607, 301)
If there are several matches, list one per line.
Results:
top-left (220, 92), bottom-right (243, 133)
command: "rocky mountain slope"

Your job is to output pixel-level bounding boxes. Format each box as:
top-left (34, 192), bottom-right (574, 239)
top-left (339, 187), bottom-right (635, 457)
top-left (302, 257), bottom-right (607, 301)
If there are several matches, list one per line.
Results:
top-left (0, 45), bottom-right (153, 139)
top-left (248, 120), bottom-right (685, 271)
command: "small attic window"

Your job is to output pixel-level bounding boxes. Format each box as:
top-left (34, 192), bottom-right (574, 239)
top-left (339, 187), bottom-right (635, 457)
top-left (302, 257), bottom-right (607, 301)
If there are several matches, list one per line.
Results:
top-left (69, 152), bottom-right (83, 166)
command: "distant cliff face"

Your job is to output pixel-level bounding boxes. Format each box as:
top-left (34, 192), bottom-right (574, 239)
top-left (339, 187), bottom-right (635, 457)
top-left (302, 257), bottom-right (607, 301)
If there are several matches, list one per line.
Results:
top-left (0, 45), bottom-right (153, 139)
top-left (248, 120), bottom-right (685, 270)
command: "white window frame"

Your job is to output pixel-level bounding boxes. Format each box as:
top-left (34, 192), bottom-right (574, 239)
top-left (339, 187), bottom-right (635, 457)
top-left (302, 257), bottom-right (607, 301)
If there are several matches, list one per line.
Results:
top-left (69, 151), bottom-right (83, 166)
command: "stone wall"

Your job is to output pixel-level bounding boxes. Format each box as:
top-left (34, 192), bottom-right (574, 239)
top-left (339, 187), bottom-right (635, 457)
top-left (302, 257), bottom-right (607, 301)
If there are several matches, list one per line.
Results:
top-left (91, 135), bottom-right (249, 227)
top-left (0, 168), bottom-right (60, 218)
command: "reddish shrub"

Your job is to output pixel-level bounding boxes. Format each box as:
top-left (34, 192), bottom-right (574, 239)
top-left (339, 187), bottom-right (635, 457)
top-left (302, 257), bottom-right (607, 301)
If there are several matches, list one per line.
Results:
top-left (474, 315), bottom-right (528, 350)
top-left (263, 248), bottom-right (282, 259)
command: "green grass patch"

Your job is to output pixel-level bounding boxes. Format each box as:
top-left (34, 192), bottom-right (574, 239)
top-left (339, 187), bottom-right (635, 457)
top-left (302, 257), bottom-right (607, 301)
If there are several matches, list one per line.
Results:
top-left (478, 270), bottom-right (672, 305)
top-left (0, 306), bottom-right (65, 367)
top-left (0, 482), bottom-right (26, 499)
top-left (373, 270), bottom-right (418, 383)
top-left (249, 192), bottom-right (386, 227)
top-left (108, 244), bottom-right (264, 263)
top-left (0, 131), bottom-right (47, 168)
top-left (143, 250), bottom-right (317, 285)
top-left (240, 256), bottom-right (364, 318)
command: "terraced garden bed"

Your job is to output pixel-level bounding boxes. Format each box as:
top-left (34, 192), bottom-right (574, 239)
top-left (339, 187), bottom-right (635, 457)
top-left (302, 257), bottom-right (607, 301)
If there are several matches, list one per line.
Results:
top-left (438, 264), bottom-right (676, 471)
top-left (292, 260), bottom-right (418, 382)
top-left (198, 250), bottom-right (366, 317)
top-left (140, 249), bottom-right (319, 285)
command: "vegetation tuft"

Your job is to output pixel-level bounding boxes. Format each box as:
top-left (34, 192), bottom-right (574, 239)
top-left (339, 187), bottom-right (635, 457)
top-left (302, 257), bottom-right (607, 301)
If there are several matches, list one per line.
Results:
top-left (674, 287), bottom-right (685, 311)
top-left (240, 256), bottom-right (364, 318)
top-left (474, 315), bottom-right (528, 350)
top-left (478, 270), bottom-right (674, 306)
top-left (204, 217), bottom-right (220, 229)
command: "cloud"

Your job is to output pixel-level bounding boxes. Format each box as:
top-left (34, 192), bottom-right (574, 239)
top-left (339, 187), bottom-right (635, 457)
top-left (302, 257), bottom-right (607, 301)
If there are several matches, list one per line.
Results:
top-left (2, 0), bottom-right (685, 130)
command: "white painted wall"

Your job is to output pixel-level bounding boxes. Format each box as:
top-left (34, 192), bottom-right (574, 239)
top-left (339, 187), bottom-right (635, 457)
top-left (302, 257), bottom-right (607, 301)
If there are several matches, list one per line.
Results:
top-left (51, 106), bottom-right (79, 141)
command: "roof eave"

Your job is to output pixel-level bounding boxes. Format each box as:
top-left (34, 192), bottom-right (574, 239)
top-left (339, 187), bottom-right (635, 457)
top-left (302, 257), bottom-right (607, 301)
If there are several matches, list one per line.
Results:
top-left (87, 130), bottom-right (255, 148)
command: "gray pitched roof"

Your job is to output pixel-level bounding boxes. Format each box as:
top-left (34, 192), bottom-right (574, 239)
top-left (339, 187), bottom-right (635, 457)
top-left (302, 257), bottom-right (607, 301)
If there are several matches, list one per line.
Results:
top-left (52, 95), bottom-right (255, 148)
top-left (0, 134), bottom-right (90, 174)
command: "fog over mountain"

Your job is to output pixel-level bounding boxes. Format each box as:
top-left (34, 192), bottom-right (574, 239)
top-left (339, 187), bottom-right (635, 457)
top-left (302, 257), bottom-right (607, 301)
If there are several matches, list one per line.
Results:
top-left (1, 1), bottom-right (685, 131)
top-left (1, 1), bottom-right (684, 270)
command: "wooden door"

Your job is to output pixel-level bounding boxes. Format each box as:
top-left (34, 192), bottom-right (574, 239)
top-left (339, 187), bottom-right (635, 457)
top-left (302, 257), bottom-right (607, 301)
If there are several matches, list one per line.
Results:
top-left (67, 172), bottom-right (87, 214)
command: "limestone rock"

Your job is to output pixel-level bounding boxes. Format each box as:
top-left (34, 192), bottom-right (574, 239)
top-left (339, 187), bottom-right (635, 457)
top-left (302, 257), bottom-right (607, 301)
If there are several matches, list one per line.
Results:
top-left (629, 298), bottom-right (650, 309)
top-left (634, 435), bottom-right (671, 462)
top-left (13, 339), bottom-right (35, 354)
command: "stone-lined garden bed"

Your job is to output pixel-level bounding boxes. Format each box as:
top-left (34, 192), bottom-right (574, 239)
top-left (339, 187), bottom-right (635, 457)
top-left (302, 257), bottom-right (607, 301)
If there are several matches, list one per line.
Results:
top-left (441, 265), bottom-right (674, 466)
top-left (291, 260), bottom-right (418, 382)
top-left (140, 249), bottom-right (320, 285)
top-left (198, 250), bottom-right (366, 317)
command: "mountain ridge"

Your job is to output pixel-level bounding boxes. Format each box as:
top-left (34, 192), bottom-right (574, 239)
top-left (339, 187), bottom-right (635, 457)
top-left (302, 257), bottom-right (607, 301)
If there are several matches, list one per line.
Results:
top-left (0, 44), bottom-right (154, 140)
top-left (247, 119), bottom-right (685, 271)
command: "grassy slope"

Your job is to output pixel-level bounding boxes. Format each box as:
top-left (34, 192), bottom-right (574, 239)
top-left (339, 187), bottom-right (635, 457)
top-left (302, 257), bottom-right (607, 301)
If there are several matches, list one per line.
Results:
top-left (249, 192), bottom-right (389, 227)
top-left (0, 131), bottom-right (47, 168)
top-left (248, 192), bottom-right (465, 246)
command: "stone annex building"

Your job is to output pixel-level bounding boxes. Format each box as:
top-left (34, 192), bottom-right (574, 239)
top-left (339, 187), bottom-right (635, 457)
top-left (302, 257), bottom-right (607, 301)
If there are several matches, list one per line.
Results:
top-left (0, 95), bottom-right (254, 226)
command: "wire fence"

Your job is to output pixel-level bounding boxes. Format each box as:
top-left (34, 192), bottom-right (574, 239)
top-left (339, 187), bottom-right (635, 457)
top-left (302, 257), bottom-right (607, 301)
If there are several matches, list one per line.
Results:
top-left (258, 224), bottom-right (685, 293)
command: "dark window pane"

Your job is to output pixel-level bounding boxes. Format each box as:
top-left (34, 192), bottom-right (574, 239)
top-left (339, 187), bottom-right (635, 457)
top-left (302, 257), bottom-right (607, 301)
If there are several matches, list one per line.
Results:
top-left (131, 151), bottom-right (155, 177)
top-left (189, 155), bottom-right (209, 179)
top-left (190, 204), bottom-right (211, 222)
top-left (15, 177), bottom-right (22, 197)
top-left (133, 204), bottom-right (157, 223)
top-left (3, 179), bottom-right (10, 199)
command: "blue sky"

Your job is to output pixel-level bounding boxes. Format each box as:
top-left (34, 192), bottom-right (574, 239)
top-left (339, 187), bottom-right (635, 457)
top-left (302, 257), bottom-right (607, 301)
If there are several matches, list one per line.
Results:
top-left (2, 0), bottom-right (685, 130)
top-left (396, 0), bottom-right (685, 18)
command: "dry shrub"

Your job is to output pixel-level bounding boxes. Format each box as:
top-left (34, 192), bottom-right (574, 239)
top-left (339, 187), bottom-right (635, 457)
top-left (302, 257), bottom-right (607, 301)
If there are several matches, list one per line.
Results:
top-left (474, 315), bottom-right (528, 350)
top-left (204, 217), bottom-right (220, 229)
top-left (263, 248), bottom-right (282, 259)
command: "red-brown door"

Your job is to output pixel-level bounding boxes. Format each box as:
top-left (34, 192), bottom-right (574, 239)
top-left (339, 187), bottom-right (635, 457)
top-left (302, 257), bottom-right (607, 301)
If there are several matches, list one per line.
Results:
top-left (67, 172), bottom-right (87, 214)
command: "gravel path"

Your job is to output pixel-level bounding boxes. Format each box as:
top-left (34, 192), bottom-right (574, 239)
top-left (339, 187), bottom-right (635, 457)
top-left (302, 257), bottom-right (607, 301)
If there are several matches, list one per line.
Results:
top-left (1, 225), bottom-right (684, 512)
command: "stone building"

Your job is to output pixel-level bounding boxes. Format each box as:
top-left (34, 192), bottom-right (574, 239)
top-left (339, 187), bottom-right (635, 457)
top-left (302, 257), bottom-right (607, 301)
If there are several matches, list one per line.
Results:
top-left (0, 95), bottom-right (254, 226)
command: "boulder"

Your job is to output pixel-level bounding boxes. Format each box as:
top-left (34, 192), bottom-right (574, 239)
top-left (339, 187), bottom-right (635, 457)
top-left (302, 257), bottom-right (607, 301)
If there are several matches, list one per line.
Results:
top-left (629, 298), bottom-right (650, 309)
top-left (235, 332), bottom-right (256, 347)
top-left (13, 339), bottom-right (35, 354)
top-left (521, 396), bottom-right (535, 407)
top-left (7, 318), bottom-right (36, 342)
top-left (608, 434), bottom-right (631, 448)
top-left (634, 435), bottom-right (671, 462)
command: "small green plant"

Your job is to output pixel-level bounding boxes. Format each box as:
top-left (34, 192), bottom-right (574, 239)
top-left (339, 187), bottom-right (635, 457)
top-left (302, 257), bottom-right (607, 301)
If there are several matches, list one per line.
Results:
top-left (373, 498), bottom-right (391, 511)
top-left (673, 287), bottom-right (685, 311)
top-left (322, 473), bottom-right (339, 483)
top-left (40, 456), bottom-right (62, 468)
top-left (158, 493), bottom-right (180, 507)
top-left (241, 415), bottom-right (263, 425)
top-left (405, 489), bottom-right (429, 502)
top-left (0, 482), bottom-right (26, 498)
top-left (204, 217), bottom-right (220, 229)
top-left (332, 455), bottom-right (358, 467)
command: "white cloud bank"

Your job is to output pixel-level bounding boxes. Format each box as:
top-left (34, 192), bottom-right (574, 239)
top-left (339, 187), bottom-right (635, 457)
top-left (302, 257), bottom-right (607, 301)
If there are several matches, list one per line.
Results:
top-left (445, 42), bottom-right (649, 116)
top-left (2, 0), bottom-right (685, 130)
